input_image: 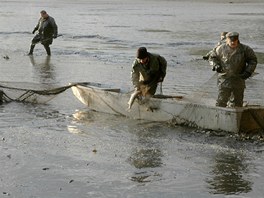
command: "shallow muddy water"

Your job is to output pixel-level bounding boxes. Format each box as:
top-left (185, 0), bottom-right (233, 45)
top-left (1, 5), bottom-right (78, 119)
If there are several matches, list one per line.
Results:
top-left (1, 0), bottom-right (264, 197)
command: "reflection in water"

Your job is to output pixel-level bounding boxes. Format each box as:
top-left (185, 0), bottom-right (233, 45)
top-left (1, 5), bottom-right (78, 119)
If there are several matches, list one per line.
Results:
top-left (128, 148), bottom-right (163, 169)
top-left (127, 123), bottom-right (165, 183)
top-left (68, 110), bottom-right (97, 134)
top-left (206, 151), bottom-right (253, 195)
top-left (71, 110), bottom-right (165, 184)
top-left (72, 109), bottom-right (96, 123)
top-left (69, 109), bottom-right (126, 134)
top-left (29, 55), bottom-right (55, 83)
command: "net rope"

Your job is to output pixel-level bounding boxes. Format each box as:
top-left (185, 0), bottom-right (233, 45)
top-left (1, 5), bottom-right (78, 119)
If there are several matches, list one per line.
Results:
top-left (0, 75), bottom-right (264, 107)
top-left (0, 82), bottom-right (77, 104)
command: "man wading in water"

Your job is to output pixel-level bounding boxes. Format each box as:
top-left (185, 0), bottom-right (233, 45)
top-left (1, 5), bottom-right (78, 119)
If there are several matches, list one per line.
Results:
top-left (28, 10), bottom-right (58, 56)
top-left (209, 32), bottom-right (257, 107)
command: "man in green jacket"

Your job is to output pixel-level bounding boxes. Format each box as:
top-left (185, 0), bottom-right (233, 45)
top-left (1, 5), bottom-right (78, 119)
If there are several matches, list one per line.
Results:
top-left (28, 10), bottom-right (58, 56)
top-left (209, 32), bottom-right (257, 107)
top-left (131, 47), bottom-right (167, 96)
top-left (203, 31), bottom-right (228, 60)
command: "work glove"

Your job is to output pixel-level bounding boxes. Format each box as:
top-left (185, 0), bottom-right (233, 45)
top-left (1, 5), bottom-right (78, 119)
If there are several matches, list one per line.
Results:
top-left (32, 28), bottom-right (37, 34)
top-left (202, 55), bottom-right (209, 60)
top-left (212, 65), bottom-right (222, 73)
top-left (158, 77), bottom-right (164, 82)
top-left (240, 71), bottom-right (251, 79)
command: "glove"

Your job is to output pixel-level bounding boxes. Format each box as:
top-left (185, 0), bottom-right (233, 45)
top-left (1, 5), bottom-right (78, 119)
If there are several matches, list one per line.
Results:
top-left (202, 55), bottom-right (209, 60)
top-left (53, 35), bottom-right (57, 39)
top-left (212, 65), bottom-right (222, 73)
top-left (32, 28), bottom-right (37, 34)
top-left (240, 71), bottom-right (251, 79)
top-left (158, 77), bottom-right (164, 82)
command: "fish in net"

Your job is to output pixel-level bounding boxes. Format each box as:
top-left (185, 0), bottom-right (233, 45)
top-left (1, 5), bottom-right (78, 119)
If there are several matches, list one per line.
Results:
top-left (0, 82), bottom-right (78, 104)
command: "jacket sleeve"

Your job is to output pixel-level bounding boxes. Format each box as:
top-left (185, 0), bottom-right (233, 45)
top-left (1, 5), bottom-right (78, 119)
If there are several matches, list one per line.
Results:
top-left (244, 45), bottom-right (257, 74)
top-left (33, 18), bottom-right (41, 32)
top-left (131, 60), bottom-right (140, 90)
top-left (158, 55), bottom-right (167, 79)
top-left (208, 47), bottom-right (222, 70)
top-left (50, 17), bottom-right (58, 36)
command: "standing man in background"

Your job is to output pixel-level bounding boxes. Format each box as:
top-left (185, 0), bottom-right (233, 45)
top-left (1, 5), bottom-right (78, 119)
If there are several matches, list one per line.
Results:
top-left (209, 32), bottom-right (257, 107)
top-left (203, 31), bottom-right (228, 60)
top-left (28, 10), bottom-right (58, 56)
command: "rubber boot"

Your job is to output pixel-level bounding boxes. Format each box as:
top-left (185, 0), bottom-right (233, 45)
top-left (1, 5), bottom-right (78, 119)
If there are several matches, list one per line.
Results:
top-left (44, 45), bottom-right (51, 56)
top-left (0, 90), bottom-right (3, 104)
top-left (28, 44), bottom-right (35, 55)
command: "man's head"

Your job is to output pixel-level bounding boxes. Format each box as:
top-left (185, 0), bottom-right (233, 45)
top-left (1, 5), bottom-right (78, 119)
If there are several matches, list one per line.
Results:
top-left (137, 47), bottom-right (149, 64)
top-left (40, 10), bottom-right (49, 19)
top-left (137, 47), bottom-right (148, 59)
top-left (220, 31), bottom-right (228, 40)
top-left (226, 32), bottom-right (239, 48)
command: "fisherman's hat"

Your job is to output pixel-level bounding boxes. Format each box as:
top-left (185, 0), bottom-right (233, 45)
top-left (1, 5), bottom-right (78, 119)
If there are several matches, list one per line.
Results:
top-left (137, 47), bottom-right (148, 59)
top-left (226, 32), bottom-right (239, 38)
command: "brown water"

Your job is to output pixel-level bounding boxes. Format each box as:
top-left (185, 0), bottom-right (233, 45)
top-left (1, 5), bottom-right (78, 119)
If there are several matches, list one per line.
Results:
top-left (1, 0), bottom-right (264, 197)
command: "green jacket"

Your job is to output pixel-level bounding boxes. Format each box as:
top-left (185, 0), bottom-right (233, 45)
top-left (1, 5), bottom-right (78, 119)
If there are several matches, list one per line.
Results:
top-left (131, 53), bottom-right (167, 90)
top-left (209, 42), bottom-right (257, 88)
top-left (34, 16), bottom-right (58, 44)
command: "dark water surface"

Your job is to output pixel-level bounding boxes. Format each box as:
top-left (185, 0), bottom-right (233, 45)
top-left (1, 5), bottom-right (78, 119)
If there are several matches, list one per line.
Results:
top-left (1, 0), bottom-right (264, 197)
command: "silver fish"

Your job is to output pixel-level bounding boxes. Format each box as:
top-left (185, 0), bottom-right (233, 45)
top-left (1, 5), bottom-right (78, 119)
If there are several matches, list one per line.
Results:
top-left (127, 90), bottom-right (141, 109)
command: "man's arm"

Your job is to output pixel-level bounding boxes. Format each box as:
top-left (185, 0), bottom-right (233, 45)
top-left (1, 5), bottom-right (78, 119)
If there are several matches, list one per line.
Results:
top-left (158, 55), bottom-right (167, 80)
top-left (50, 17), bottom-right (58, 38)
top-left (208, 47), bottom-right (222, 72)
top-left (131, 61), bottom-right (140, 90)
top-left (240, 45), bottom-right (258, 79)
top-left (245, 45), bottom-right (257, 74)
top-left (32, 18), bottom-right (41, 34)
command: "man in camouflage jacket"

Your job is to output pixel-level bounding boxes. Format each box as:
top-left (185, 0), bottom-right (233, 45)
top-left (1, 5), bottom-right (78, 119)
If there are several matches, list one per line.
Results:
top-left (131, 47), bottom-right (167, 96)
top-left (209, 32), bottom-right (257, 107)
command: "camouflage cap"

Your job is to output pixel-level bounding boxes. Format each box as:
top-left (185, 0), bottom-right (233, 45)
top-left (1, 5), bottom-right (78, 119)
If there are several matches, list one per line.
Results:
top-left (226, 32), bottom-right (239, 38)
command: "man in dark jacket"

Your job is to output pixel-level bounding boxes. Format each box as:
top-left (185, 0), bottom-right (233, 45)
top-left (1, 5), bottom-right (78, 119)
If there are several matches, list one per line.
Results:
top-left (131, 47), bottom-right (167, 96)
top-left (209, 32), bottom-right (257, 107)
top-left (28, 10), bottom-right (58, 56)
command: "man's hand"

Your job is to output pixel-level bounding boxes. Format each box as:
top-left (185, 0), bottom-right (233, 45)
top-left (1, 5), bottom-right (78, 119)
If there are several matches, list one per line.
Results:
top-left (203, 55), bottom-right (209, 60)
top-left (53, 35), bottom-right (57, 39)
top-left (158, 77), bottom-right (164, 82)
top-left (240, 71), bottom-right (251, 79)
top-left (32, 28), bottom-right (38, 34)
top-left (212, 65), bottom-right (222, 73)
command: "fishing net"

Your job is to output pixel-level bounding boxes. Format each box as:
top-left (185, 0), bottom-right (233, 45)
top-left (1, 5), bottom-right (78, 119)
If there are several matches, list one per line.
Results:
top-left (0, 81), bottom-right (75, 104)
top-left (187, 73), bottom-right (264, 107)
top-left (1, 72), bottom-right (264, 108)
top-left (185, 73), bottom-right (218, 106)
